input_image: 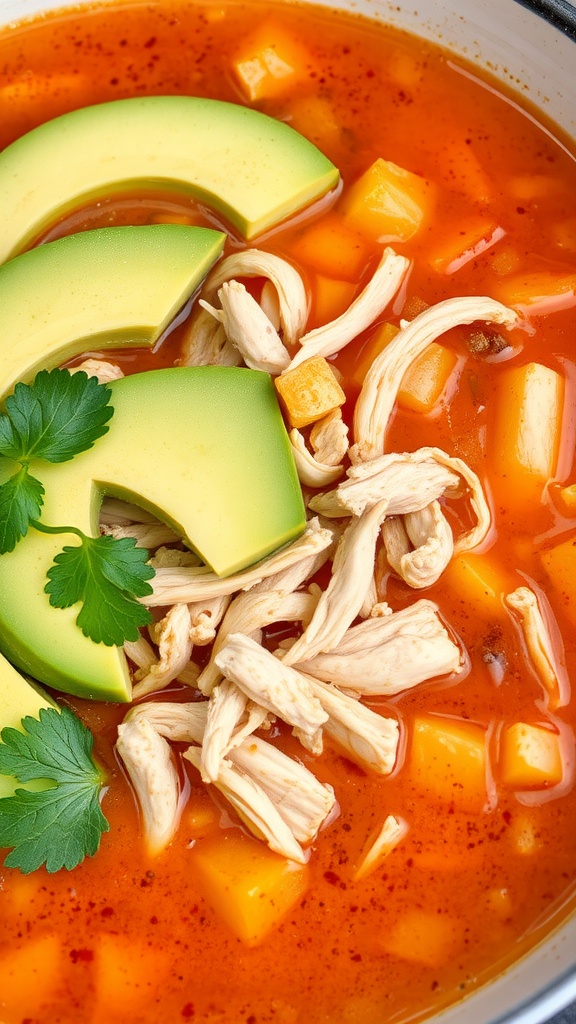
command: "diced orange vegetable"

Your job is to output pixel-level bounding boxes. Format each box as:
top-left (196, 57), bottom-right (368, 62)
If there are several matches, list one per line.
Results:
top-left (485, 887), bottom-right (513, 918)
top-left (231, 22), bottom-right (311, 102)
top-left (284, 94), bottom-right (342, 154)
top-left (494, 269), bottom-right (576, 316)
top-left (387, 45), bottom-right (423, 89)
top-left (311, 274), bottom-right (357, 329)
top-left (381, 909), bottom-right (461, 968)
top-left (410, 715), bottom-right (488, 812)
top-left (508, 812), bottom-right (544, 856)
top-left (397, 341), bottom-right (459, 413)
top-left (186, 790), bottom-right (221, 837)
top-left (429, 220), bottom-right (505, 275)
top-left (431, 139), bottom-right (493, 203)
top-left (442, 551), bottom-right (511, 622)
top-left (0, 934), bottom-right (61, 1017)
top-left (92, 934), bottom-right (169, 1016)
top-left (556, 483), bottom-right (576, 515)
top-left (349, 322), bottom-right (399, 389)
top-left (339, 157), bottom-right (436, 242)
top-left (500, 722), bottom-right (563, 790)
top-left (191, 831), bottom-right (310, 945)
top-left (291, 212), bottom-right (371, 281)
top-left (551, 215), bottom-right (576, 254)
top-left (541, 534), bottom-right (576, 628)
top-left (490, 246), bottom-right (522, 277)
top-left (275, 355), bottom-right (346, 428)
top-left (492, 361), bottom-right (564, 505)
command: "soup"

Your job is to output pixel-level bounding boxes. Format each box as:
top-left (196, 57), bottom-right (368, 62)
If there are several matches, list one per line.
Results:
top-left (0, 2), bottom-right (575, 1023)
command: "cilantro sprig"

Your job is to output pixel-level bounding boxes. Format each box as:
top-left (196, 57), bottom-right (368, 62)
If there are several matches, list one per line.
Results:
top-left (0, 706), bottom-right (109, 874)
top-left (0, 369), bottom-right (155, 645)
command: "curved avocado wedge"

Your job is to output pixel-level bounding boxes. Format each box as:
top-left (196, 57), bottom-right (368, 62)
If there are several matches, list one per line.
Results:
top-left (0, 653), bottom-right (56, 799)
top-left (0, 367), bottom-right (305, 702)
top-left (0, 223), bottom-right (225, 401)
top-left (0, 96), bottom-right (340, 263)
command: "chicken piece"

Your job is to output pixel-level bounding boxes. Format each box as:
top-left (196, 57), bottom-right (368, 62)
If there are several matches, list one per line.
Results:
top-left (283, 500), bottom-right (389, 666)
top-left (116, 717), bottom-right (180, 855)
top-left (201, 281), bottom-right (291, 374)
top-left (100, 498), bottom-right (159, 526)
top-left (200, 248), bottom-right (308, 347)
top-left (101, 521), bottom-right (179, 549)
top-left (289, 428), bottom-right (345, 487)
top-left (200, 679), bottom-right (271, 783)
top-left (305, 675), bottom-right (399, 775)
top-left (145, 517), bottom-right (334, 606)
top-left (124, 635), bottom-right (157, 674)
top-left (230, 736), bottom-right (336, 843)
top-left (198, 589), bottom-right (318, 695)
top-left (215, 633), bottom-right (328, 754)
top-left (126, 700), bottom-right (208, 744)
top-left (180, 304), bottom-right (242, 367)
top-left (132, 603), bottom-right (193, 700)
top-left (359, 576), bottom-right (379, 618)
top-left (352, 295), bottom-right (518, 462)
top-left (188, 594), bottom-right (231, 646)
top-left (70, 358), bottom-right (123, 384)
top-left (382, 500), bottom-right (454, 588)
top-left (286, 247), bottom-right (410, 371)
top-left (295, 599), bottom-right (463, 695)
top-left (310, 409), bottom-right (349, 467)
top-left (184, 746), bottom-right (306, 864)
top-left (505, 586), bottom-right (569, 710)
top-left (353, 815), bottom-right (408, 881)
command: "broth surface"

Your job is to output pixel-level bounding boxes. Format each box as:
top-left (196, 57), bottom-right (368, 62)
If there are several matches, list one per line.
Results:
top-left (0, 3), bottom-right (576, 1023)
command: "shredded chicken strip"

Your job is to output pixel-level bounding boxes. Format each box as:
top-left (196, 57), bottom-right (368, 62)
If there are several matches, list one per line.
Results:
top-left (295, 599), bottom-right (463, 694)
top-left (289, 428), bottom-right (345, 487)
top-left (188, 594), bottom-right (231, 646)
top-left (184, 746), bottom-right (307, 863)
top-left (70, 357), bottom-right (124, 383)
top-left (116, 718), bottom-right (180, 855)
top-left (124, 635), bottom-right (157, 673)
top-left (101, 521), bottom-right (179, 549)
top-left (353, 815), bottom-right (408, 881)
top-left (215, 633), bottom-right (328, 754)
top-left (286, 247), bottom-right (410, 371)
top-left (382, 500), bottom-right (454, 588)
top-left (505, 586), bottom-right (569, 710)
top-left (304, 675), bottom-right (399, 774)
top-left (352, 295), bottom-right (518, 462)
top-left (180, 305), bottom-right (242, 367)
top-left (144, 517), bottom-right (333, 606)
top-left (126, 700), bottom-right (207, 744)
top-left (230, 736), bottom-right (336, 843)
top-left (310, 410), bottom-right (349, 467)
top-left (201, 679), bottom-right (270, 783)
top-left (132, 603), bottom-right (193, 700)
top-left (201, 281), bottom-right (291, 373)
top-left (100, 498), bottom-right (159, 526)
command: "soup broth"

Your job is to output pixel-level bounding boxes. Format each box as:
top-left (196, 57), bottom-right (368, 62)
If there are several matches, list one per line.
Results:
top-left (0, 2), bottom-right (575, 1023)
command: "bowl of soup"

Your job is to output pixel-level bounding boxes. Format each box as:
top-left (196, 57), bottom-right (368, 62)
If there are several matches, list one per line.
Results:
top-left (0, 1), bottom-right (574, 1023)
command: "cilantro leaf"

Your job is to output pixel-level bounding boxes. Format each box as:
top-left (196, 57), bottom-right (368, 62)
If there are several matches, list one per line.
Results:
top-left (45, 534), bottom-right (155, 646)
top-left (0, 706), bottom-right (109, 874)
top-left (0, 368), bottom-right (113, 464)
top-left (0, 466), bottom-right (44, 553)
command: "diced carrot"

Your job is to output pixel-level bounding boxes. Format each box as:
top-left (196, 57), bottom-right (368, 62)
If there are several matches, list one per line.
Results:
top-left (349, 322), bottom-right (399, 389)
top-left (186, 790), bottom-right (221, 838)
top-left (410, 715), bottom-right (488, 813)
top-left (430, 139), bottom-right (493, 203)
top-left (508, 811), bottom-right (544, 856)
top-left (500, 722), bottom-right (563, 790)
top-left (284, 94), bottom-right (342, 154)
top-left (0, 934), bottom-right (61, 1017)
top-left (291, 212), bottom-right (371, 281)
top-left (490, 246), bottom-right (522, 277)
top-left (541, 534), bottom-right (576, 628)
top-left (491, 361), bottom-right (564, 505)
top-left (231, 22), bottom-right (311, 102)
top-left (494, 269), bottom-right (576, 316)
top-left (311, 274), bottom-right (357, 329)
top-left (353, 814), bottom-right (408, 881)
top-left (485, 887), bottom-right (513, 918)
top-left (397, 341), bottom-right (459, 413)
top-left (429, 220), bottom-right (505, 275)
top-left (275, 355), bottom-right (346, 428)
top-left (551, 216), bottom-right (576, 254)
top-left (442, 551), bottom-right (511, 623)
top-left (339, 157), bottom-right (436, 242)
top-left (387, 45), bottom-right (424, 89)
top-left (92, 933), bottom-right (169, 1016)
top-left (381, 909), bottom-right (461, 968)
top-left (191, 831), bottom-right (310, 946)
top-left (556, 483), bottom-right (576, 515)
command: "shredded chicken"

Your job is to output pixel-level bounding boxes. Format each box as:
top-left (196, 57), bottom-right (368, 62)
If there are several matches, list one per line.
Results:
top-left (382, 500), bottom-right (454, 588)
top-left (286, 247), bottom-right (410, 371)
top-left (352, 295), bottom-right (518, 462)
top-left (116, 717), bottom-right (180, 855)
top-left (353, 814), bottom-right (408, 881)
top-left (188, 594), bottom-right (231, 646)
top-left (100, 498), bottom-right (160, 526)
top-left (184, 746), bottom-right (307, 863)
top-left (310, 410), bottom-right (349, 467)
top-left (215, 633), bottom-right (328, 754)
top-left (70, 358), bottom-right (124, 383)
top-left (295, 599), bottom-right (463, 694)
top-left (290, 428), bottom-right (345, 488)
top-left (200, 281), bottom-right (291, 374)
top-left (200, 679), bottom-right (270, 782)
top-left (132, 603), bottom-right (193, 700)
top-left (126, 700), bottom-right (208, 744)
top-left (505, 586), bottom-right (569, 710)
top-left (124, 635), bottom-right (157, 674)
top-left (101, 521), bottom-right (179, 549)
top-left (179, 305), bottom-right (242, 367)
top-left (304, 675), bottom-right (399, 775)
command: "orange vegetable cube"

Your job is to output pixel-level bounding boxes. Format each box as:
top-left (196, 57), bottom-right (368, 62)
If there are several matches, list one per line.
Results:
top-left (186, 790), bottom-right (221, 838)
top-left (410, 715), bottom-right (488, 813)
top-left (508, 812), bottom-right (544, 856)
top-left (541, 535), bottom-right (576, 628)
top-left (284, 94), bottom-right (342, 154)
top-left (442, 551), bottom-right (511, 623)
top-left (192, 831), bottom-right (310, 945)
top-left (430, 139), bottom-right (493, 203)
top-left (275, 355), bottom-right (346, 428)
top-left (340, 157), bottom-right (436, 242)
top-left (311, 274), bottom-right (357, 329)
top-left (551, 215), bottom-right (576, 254)
top-left (350, 322), bottom-right (399, 389)
top-left (492, 361), bottom-right (564, 506)
top-left (429, 220), bottom-right (505, 275)
top-left (291, 212), bottom-right (371, 281)
top-left (0, 934), bottom-right (61, 1017)
top-left (382, 909), bottom-right (461, 968)
top-left (397, 341), bottom-right (459, 413)
top-left (557, 483), bottom-right (576, 515)
top-left (494, 269), bottom-right (576, 316)
top-left (92, 934), bottom-right (169, 1016)
top-left (500, 722), bottom-right (563, 790)
top-left (231, 22), bottom-right (311, 102)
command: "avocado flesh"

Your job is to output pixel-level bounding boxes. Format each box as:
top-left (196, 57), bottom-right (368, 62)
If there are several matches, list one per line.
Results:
top-left (0, 224), bottom-right (225, 401)
top-left (0, 367), bottom-right (305, 703)
top-left (0, 96), bottom-right (340, 263)
top-left (0, 652), bottom-right (56, 799)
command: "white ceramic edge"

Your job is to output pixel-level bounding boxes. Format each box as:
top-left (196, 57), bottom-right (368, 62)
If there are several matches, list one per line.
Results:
top-left (0, 0), bottom-right (574, 1022)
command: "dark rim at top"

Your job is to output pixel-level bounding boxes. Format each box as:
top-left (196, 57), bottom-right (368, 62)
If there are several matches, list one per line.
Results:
top-left (515, 0), bottom-right (576, 38)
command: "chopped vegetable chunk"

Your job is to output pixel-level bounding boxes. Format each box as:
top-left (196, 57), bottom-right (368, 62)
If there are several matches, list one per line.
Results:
top-left (410, 715), bottom-right (488, 812)
top-left (340, 158), bottom-right (436, 242)
top-left (275, 354), bottom-right (346, 428)
top-left (500, 722), bottom-right (563, 789)
top-left (397, 341), bottom-right (459, 412)
top-left (382, 909), bottom-right (462, 968)
top-left (232, 22), bottom-right (311, 101)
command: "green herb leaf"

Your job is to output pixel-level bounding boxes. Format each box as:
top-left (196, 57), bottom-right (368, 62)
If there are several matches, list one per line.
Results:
top-left (0, 466), bottom-right (44, 553)
top-left (45, 534), bottom-right (155, 646)
top-left (0, 706), bottom-right (109, 874)
top-left (0, 368), bottom-right (113, 464)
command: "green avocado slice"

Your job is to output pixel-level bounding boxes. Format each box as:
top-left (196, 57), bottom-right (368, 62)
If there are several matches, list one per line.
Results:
top-left (0, 96), bottom-right (340, 263)
top-left (0, 224), bottom-right (225, 401)
top-left (0, 367), bottom-right (305, 703)
top-left (0, 653), bottom-right (56, 799)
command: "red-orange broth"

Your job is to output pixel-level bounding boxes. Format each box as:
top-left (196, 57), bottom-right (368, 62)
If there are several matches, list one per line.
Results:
top-left (1, 2), bottom-right (576, 1023)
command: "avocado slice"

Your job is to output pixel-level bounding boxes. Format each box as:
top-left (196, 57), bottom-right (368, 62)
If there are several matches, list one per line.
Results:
top-left (0, 96), bottom-right (340, 263)
top-left (0, 652), bottom-right (56, 799)
top-left (0, 224), bottom-right (225, 401)
top-left (0, 367), bottom-right (305, 702)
